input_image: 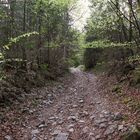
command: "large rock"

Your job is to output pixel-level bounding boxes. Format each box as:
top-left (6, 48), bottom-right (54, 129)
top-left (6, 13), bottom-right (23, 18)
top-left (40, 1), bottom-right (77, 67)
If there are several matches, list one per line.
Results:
top-left (123, 125), bottom-right (140, 140)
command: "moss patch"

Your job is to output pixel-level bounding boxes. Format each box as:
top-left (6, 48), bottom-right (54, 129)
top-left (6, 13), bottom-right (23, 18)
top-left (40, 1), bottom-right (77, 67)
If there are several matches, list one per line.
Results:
top-left (123, 125), bottom-right (140, 140)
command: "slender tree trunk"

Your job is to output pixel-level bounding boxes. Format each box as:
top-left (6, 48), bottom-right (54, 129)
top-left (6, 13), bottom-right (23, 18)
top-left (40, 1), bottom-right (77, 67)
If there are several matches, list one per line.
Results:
top-left (37, 0), bottom-right (43, 66)
top-left (115, 0), bottom-right (122, 42)
top-left (129, 1), bottom-right (133, 42)
top-left (23, 0), bottom-right (26, 32)
top-left (9, 0), bottom-right (15, 37)
top-left (22, 0), bottom-right (27, 61)
top-left (121, 19), bottom-right (128, 41)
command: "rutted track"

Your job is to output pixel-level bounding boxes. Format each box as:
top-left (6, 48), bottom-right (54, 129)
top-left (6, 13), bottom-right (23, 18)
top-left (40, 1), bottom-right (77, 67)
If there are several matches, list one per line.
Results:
top-left (0, 68), bottom-right (134, 140)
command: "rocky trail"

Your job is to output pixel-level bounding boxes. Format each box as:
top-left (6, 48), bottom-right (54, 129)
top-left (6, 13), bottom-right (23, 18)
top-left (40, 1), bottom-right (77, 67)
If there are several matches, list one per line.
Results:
top-left (0, 68), bottom-right (139, 140)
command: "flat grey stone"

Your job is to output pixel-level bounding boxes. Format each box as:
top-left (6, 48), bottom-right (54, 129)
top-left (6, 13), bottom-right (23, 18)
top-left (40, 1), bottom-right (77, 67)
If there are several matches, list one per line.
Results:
top-left (113, 112), bottom-right (123, 121)
top-left (83, 111), bottom-right (89, 116)
top-left (95, 118), bottom-right (107, 124)
top-left (31, 129), bottom-right (39, 135)
top-left (90, 115), bottom-right (96, 120)
top-left (72, 105), bottom-right (78, 108)
top-left (32, 137), bottom-right (37, 140)
top-left (52, 122), bottom-right (57, 126)
top-left (52, 130), bottom-right (61, 136)
top-left (104, 125), bottom-right (117, 135)
top-left (79, 100), bottom-right (84, 103)
top-left (68, 128), bottom-right (74, 133)
top-left (4, 135), bottom-right (12, 140)
top-left (99, 114), bottom-right (104, 118)
top-left (44, 137), bottom-right (48, 140)
top-left (79, 120), bottom-right (85, 123)
top-left (49, 117), bottom-right (56, 120)
top-left (38, 124), bottom-right (47, 129)
top-left (96, 101), bottom-right (101, 104)
top-left (58, 120), bottom-right (64, 125)
top-left (100, 123), bottom-right (107, 129)
top-left (118, 125), bottom-right (124, 131)
top-left (68, 116), bottom-right (77, 121)
top-left (89, 132), bottom-right (94, 137)
top-left (67, 124), bottom-right (74, 129)
top-left (55, 133), bottom-right (69, 140)
top-left (82, 126), bottom-right (89, 133)
top-left (95, 134), bottom-right (101, 139)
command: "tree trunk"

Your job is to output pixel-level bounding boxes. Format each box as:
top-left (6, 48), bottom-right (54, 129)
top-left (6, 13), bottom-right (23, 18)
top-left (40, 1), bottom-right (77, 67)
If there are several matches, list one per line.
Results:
top-left (22, 0), bottom-right (27, 61)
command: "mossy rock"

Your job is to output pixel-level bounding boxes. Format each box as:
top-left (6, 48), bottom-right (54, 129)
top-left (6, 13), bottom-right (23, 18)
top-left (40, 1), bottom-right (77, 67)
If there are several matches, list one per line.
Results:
top-left (122, 97), bottom-right (132, 104)
top-left (123, 125), bottom-right (140, 140)
top-left (128, 100), bottom-right (140, 111)
top-left (130, 68), bottom-right (140, 87)
top-left (112, 85), bottom-right (122, 95)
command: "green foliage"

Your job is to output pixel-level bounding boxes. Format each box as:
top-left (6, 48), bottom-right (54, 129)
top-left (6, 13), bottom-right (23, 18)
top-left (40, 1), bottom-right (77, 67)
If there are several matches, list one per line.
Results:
top-left (85, 0), bottom-right (119, 42)
top-left (69, 52), bottom-right (83, 67)
top-left (3, 32), bottom-right (39, 50)
top-left (40, 64), bottom-right (48, 71)
top-left (84, 40), bottom-right (134, 49)
top-left (0, 53), bottom-right (4, 60)
top-left (85, 0), bottom-right (140, 47)
top-left (128, 55), bottom-right (140, 62)
top-left (0, 72), bottom-right (5, 81)
top-left (68, 34), bottom-right (85, 67)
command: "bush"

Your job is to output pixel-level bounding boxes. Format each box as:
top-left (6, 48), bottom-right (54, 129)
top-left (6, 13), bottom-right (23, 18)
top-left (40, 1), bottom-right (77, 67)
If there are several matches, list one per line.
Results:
top-left (84, 48), bottom-right (102, 69)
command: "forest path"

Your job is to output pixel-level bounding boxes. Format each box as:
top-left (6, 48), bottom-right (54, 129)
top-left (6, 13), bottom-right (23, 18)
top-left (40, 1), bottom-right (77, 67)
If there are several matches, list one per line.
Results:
top-left (1, 68), bottom-right (130, 140)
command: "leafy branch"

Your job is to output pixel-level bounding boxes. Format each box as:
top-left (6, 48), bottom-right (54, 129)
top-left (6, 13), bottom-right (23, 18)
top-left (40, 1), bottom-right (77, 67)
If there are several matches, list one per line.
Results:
top-left (3, 31), bottom-right (39, 50)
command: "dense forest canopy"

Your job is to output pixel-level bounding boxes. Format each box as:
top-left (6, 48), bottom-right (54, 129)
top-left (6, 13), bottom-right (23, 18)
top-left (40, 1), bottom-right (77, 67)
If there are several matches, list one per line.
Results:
top-left (1, 0), bottom-right (140, 70)
top-left (0, 0), bottom-right (79, 65)
top-left (85, 0), bottom-right (140, 47)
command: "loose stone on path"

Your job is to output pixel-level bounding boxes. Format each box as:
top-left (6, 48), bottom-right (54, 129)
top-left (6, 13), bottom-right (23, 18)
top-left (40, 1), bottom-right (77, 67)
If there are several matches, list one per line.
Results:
top-left (55, 133), bottom-right (69, 140)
